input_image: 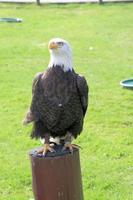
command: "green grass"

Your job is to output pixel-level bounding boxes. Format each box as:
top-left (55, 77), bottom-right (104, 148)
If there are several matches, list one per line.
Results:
top-left (0, 2), bottom-right (133, 200)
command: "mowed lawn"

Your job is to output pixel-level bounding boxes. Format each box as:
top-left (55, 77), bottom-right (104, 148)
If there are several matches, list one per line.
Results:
top-left (0, 2), bottom-right (133, 200)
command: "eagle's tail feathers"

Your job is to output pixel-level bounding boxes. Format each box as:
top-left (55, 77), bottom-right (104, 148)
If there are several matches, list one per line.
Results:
top-left (22, 110), bottom-right (34, 126)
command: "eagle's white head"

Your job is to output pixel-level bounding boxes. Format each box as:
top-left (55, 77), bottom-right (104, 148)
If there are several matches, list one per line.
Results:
top-left (48, 38), bottom-right (72, 72)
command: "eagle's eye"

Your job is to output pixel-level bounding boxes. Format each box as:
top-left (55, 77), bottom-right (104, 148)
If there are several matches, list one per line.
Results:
top-left (57, 42), bottom-right (64, 47)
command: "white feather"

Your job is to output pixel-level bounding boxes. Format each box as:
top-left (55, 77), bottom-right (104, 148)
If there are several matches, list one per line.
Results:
top-left (40, 137), bottom-right (60, 145)
top-left (40, 135), bottom-right (74, 145)
top-left (48, 38), bottom-right (72, 72)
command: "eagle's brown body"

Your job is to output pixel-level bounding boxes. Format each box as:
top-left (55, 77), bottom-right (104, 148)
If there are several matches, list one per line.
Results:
top-left (30, 65), bottom-right (88, 140)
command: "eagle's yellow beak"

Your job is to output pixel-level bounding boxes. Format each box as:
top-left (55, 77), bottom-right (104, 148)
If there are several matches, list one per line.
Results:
top-left (48, 42), bottom-right (58, 50)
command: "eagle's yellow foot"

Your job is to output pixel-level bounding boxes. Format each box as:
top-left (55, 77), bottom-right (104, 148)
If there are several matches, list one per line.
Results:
top-left (37, 143), bottom-right (55, 156)
top-left (62, 143), bottom-right (81, 154)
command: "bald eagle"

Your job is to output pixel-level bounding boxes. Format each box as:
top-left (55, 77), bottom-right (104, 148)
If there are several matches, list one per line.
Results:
top-left (23, 38), bottom-right (88, 155)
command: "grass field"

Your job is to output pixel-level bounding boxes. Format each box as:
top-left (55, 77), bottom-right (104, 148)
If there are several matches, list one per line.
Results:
top-left (0, 2), bottom-right (133, 200)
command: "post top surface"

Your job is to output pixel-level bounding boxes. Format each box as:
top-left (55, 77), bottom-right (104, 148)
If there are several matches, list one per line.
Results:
top-left (29, 144), bottom-right (78, 158)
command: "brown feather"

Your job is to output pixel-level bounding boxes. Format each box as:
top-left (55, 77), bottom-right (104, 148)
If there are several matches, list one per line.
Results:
top-left (29, 65), bottom-right (88, 139)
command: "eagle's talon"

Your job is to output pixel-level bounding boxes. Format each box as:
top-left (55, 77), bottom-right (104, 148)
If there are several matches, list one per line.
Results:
top-left (62, 143), bottom-right (80, 154)
top-left (37, 144), bottom-right (55, 156)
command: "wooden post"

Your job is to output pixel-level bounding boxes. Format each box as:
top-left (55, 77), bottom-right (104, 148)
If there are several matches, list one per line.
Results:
top-left (29, 145), bottom-right (84, 200)
top-left (36, 0), bottom-right (41, 5)
top-left (99, 0), bottom-right (103, 4)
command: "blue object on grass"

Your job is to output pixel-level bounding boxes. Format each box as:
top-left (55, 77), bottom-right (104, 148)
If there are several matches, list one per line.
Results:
top-left (0, 18), bottom-right (22, 23)
top-left (120, 78), bottom-right (133, 89)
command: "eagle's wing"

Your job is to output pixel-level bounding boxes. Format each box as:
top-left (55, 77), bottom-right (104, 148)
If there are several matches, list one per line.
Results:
top-left (32, 72), bottom-right (43, 95)
top-left (76, 74), bottom-right (89, 116)
top-left (23, 72), bottom-right (43, 125)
